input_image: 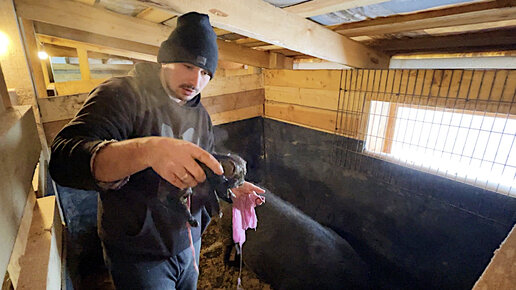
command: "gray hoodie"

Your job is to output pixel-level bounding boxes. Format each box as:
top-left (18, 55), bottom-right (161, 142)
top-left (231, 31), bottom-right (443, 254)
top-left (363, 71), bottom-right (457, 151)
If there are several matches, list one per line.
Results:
top-left (50, 62), bottom-right (215, 257)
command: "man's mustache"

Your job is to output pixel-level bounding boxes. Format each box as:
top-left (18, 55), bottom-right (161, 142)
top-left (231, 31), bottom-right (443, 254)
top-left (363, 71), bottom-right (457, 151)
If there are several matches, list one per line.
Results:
top-left (180, 84), bottom-right (198, 92)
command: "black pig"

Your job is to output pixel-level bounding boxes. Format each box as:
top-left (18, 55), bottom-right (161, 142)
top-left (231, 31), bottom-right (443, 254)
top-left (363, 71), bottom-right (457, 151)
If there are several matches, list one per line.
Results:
top-left (244, 192), bottom-right (371, 289)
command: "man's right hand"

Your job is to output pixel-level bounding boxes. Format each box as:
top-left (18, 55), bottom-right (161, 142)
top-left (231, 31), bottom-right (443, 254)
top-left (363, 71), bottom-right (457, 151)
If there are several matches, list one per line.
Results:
top-left (143, 137), bottom-right (223, 189)
top-left (93, 136), bottom-right (223, 190)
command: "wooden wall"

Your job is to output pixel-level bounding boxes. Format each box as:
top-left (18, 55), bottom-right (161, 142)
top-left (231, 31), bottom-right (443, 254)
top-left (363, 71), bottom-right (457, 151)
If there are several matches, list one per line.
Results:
top-left (0, 105), bottom-right (41, 284)
top-left (264, 69), bottom-right (342, 135)
top-left (264, 69), bottom-right (516, 139)
top-left (39, 67), bottom-right (264, 144)
top-left (474, 224), bottom-right (516, 289)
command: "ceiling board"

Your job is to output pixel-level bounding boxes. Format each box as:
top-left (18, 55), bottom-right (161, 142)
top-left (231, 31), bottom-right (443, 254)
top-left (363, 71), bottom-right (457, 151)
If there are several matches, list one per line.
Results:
top-left (134, 0), bottom-right (389, 68)
top-left (332, 1), bottom-right (516, 36)
top-left (135, 7), bottom-right (176, 23)
top-left (284, 0), bottom-right (391, 17)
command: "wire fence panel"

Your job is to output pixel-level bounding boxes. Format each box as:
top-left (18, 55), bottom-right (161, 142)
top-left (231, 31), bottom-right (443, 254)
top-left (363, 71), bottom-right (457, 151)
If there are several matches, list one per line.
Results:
top-left (333, 69), bottom-right (516, 197)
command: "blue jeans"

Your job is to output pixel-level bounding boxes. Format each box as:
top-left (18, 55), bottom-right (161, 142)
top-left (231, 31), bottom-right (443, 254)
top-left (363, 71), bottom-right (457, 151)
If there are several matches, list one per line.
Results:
top-left (103, 240), bottom-right (201, 290)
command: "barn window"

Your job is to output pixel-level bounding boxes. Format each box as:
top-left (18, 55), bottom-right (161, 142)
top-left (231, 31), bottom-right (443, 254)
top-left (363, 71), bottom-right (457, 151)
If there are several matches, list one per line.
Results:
top-left (365, 101), bottom-right (515, 196)
top-left (334, 69), bottom-right (515, 197)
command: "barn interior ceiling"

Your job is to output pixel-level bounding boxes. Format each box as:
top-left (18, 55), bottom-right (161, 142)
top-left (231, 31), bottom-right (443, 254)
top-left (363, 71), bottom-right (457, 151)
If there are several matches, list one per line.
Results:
top-left (24, 0), bottom-right (516, 67)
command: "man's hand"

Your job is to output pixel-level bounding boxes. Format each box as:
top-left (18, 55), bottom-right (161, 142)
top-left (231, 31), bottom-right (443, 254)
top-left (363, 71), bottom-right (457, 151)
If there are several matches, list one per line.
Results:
top-left (232, 181), bottom-right (266, 205)
top-left (144, 137), bottom-right (223, 189)
top-left (93, 136), bottom-right (223, 190)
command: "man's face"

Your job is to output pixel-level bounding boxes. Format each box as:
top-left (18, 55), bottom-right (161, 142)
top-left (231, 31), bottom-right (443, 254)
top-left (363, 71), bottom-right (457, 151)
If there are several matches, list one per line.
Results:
top-left (161, 63), bottom-right (211, 101)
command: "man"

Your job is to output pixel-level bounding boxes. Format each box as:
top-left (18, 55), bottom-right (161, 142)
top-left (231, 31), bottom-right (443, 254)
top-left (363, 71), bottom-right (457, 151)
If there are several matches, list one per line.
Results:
top-left (49, 12), bottom-right (264, 289)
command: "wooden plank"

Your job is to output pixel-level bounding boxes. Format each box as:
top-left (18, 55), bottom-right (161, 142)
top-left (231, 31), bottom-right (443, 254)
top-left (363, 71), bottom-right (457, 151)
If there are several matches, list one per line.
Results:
top-left (368, 29), bottom-right (516, 54)
top-left (54, 79), bottom-right (106, 97)
top-left (38, 93), bottom-right (88, 123)
top-left (264, 69), bottom-right (341, 90)
top-left (382, 103), bottom-right (398, 154)
top-left (268, 53), bottom-right (294, 70)
top-left (34, 22), bottom-right (159, 59)
top-left (0, 106), bottom-right (41, 282)
top-left (6, 189), bottom-right (36, 288)
top-left (501, 70), bottom-right (516, 102)
top-left (423, 19), bottom-right (516, 35)
top-left (204, 73), bottom-right (263, 97)
top-left (42, 44), bottom-right (106, 59)
top-left (75, 0), bottom-right (96, 5)
top-left (17, 196), bottom-right (61, 290)
top-left (265, 100), bottom-right (337, 133)
top-left (136, 7), bottom-right (176, 23)
top-left (77, 48), bottom-right (91, 81)
top-left (0, 64), bottom-right (11, 111)
top-left (16, 0), bottom-right (171, 48)
top-left (216, 40), bottom-right (270, 68)
top-left (37, 34), bottom-right (157, 63)
top-left (211, 104), bottom-right (263, 125)
top-left (204, 89), bottom-right (264, 115)
top-left (284, 0), bottom-right (390, 17)
top-left (137, 0), bottom-right (389, 68)
top-left (265, 85), bottom-right (339, 111)
top-left (473, 224), bottom-right (516, 289)
top-left (18, 0), bottom-right (291, 69)
top-left (20, 19), bottom-right (48, 99)
top-left (333, 1), bottom-right (516, 36)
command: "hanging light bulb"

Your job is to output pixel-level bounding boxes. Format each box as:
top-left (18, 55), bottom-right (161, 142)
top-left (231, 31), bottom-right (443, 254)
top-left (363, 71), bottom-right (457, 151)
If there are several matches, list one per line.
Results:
top-left (38, 50), bottom-right (49, 60)
top-left (0, 31), bottom-right (10, 57)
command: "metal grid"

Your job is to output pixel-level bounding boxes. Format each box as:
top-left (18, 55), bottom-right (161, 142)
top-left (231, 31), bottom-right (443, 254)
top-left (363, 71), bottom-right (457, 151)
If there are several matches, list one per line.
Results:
top-left (333, 69), bottom-right (516, 197)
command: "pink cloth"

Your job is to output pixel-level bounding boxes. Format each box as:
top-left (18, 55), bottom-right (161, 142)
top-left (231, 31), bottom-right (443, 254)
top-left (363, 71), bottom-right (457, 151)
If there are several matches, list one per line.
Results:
top-left (232, 192), bottom-right (265, 246)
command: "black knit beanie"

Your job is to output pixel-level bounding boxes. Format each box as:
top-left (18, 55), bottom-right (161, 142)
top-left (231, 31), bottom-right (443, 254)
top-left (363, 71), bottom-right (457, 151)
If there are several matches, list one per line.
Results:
top-left (158, 12), bottom-right (218, 77)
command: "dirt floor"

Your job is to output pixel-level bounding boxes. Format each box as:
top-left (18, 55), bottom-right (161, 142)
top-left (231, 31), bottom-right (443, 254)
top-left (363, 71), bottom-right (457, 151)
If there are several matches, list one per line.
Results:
top-left (198, 205), bottom-right (272, 290)
top-left (77, 204), bottom-right (272, 290)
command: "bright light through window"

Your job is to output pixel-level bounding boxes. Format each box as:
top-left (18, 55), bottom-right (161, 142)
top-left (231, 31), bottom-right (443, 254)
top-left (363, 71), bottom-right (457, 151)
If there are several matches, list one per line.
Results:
top-left (366, 101), bottom-right (516, 196)
top-left (0, 31), bottom-right (9, 56)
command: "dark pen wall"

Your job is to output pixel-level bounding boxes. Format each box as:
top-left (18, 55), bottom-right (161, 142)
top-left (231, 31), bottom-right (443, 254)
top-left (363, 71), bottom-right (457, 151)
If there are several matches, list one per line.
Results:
top-left (262, 118), bottom-right (515, 289)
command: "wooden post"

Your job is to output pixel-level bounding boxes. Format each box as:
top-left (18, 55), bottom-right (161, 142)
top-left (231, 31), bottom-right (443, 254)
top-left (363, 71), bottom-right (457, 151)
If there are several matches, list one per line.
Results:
top-left (0, 63), bottom-right (11, 112)
top-left (19, 18), bottom-right (48, 99)
top-left (77, 48), bottom-right (91, 81)
top-left (382, 103), bottom-right (398, 154)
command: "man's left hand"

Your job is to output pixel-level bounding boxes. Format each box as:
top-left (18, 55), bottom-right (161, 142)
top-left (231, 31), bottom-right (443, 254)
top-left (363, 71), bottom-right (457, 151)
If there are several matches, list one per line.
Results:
top-left (232, 181), bottom-right (266, 205)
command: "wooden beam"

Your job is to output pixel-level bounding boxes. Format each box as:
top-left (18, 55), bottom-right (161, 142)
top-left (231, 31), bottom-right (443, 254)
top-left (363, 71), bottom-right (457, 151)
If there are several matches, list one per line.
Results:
top-left (34, 22), bottom-right (159, 60)
top-left (0, 64), bottom-right (11, 111)
top-left (53, 79), bottom-right (106, 97)
top-left (136, 7), bottom-right (176, 23)
top-left (369, 28), bottom-right (516, 54)
top-left (37, 34), bottom-right (156, 62)
top-left (423, 19), bottom-right (516, 36)
top-left (6, 189), bottom-right (36, 288)
top-left (284, 0), bottom-right (390, 17)
top-left (211, 105), bottom-right (263, 125)
top-left (17, 196), bottom-right (62, 290)
top-left (203, 89), bottom-right (264, 115)
top-left (17, 0), bottom-right (292, 68)
top-left (265, 100), bottom-right (339, 135)
top-left (333, 1), bottom-right (516, 36)
top-left (76, 48), bottom-right (91, 81)
top-left (0, 105), bottom-right (41, 282)
top-left (16, 0), bottom-right (171, 48)
top-left (265, 85), bottom-right (339, 111)
top-left (19, 19), bottom-right (48, 99)
top-left (42, 43), bottom-right (120, 59)
top-left (136, 0), bottom-right (389, 68)
top-left (39, 72), bottom-right (264, 122)
top-left (217, 40), bottom-right (270, 68)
